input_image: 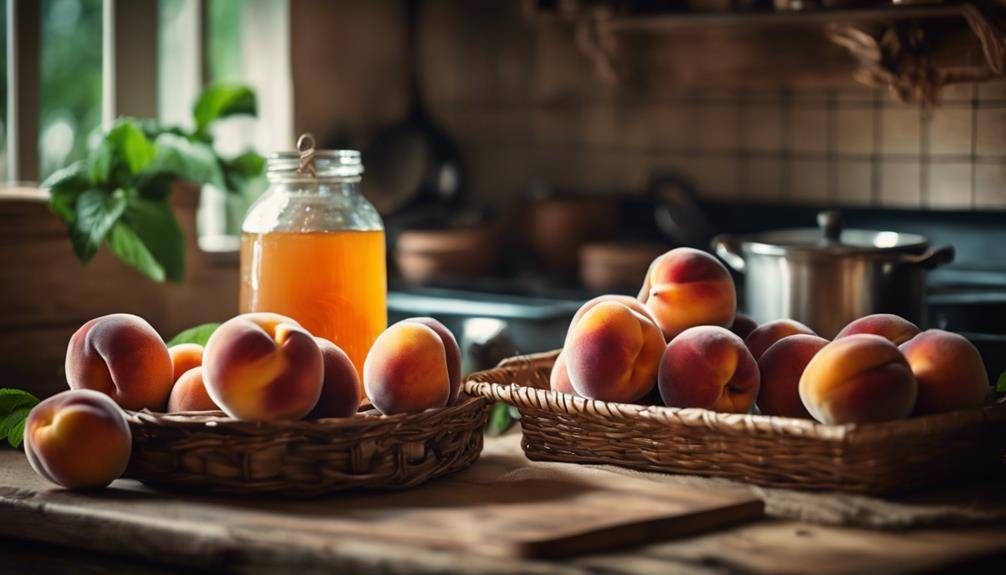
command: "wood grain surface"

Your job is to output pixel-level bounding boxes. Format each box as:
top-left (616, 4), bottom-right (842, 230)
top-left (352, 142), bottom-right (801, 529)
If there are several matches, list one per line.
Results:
top-left (0, 434), bottom-right (1004, 575)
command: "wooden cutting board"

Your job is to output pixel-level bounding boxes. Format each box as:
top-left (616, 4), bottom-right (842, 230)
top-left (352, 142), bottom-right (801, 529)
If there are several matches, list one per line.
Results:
top-left (0, 440), bottom-right (762, 563)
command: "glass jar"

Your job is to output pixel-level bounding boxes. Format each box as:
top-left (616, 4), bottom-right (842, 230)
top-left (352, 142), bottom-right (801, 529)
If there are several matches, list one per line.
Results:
top-left (240, 141), bottom-right (386, 377)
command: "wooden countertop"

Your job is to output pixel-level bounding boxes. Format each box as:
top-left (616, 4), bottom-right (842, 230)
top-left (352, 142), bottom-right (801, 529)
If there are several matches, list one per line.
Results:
top-left (1, 433), bottom-right (1004, 574)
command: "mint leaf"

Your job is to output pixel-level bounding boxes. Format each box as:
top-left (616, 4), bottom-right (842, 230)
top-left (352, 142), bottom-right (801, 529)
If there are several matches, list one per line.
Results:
top-left (167, 323), bottom-right (220, 347)
top-left (0, 389), bottom-right (39, 415)
top-left (142, 133), bottom-right (225, 191)
top-left (90, 120), bottom-right (155, 185)
top-left (221, 150), bottom-right (265, 194)
top-left (997, 372), bottom-right (1006, 394)
top-left (43, 162), bottom-right (93, 223)
top-left (106, 221), bottom-right (166, 282)
top-left (193, 84), bottom-right (256, 133)
top-left (71, 189), bottom-right (127, 262)
top-left (121, 196), bottom-right (185, 282)
top-left (0, 406), bottom-right (32, 448)
top-left (7, 418), bottom-right (27, 449)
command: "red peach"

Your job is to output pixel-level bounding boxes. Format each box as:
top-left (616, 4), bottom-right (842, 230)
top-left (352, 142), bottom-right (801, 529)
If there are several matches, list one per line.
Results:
top-left (799, 334), bottom-right (917, 424)
top-left (168, 343), bottom-right (204, 383)
top-left (900, 330), bottom-right (989, 415)
top-left (203, 313), bottom-right (324, 420)
top-left (308, 337), bottom-right (362, 419)
top-left (549, 351), bottom-right (577, 396)
top-left (729, 313), bottom-right (758, 341)
top-left (658, 325), bottom-right (760, 413)
top-left (364, 322), bottom-right (451, 415)
top-left (837, 314), bottom-right (921, 346)
top-left (757, 334), bottom-right (828, 418)
top-left (404, 318), bottom-right (462, 404)
top-left (65, 313), bottom-right (174, 411)
top-left (24, 389), bottom-right (132, 489)
top-left (638, 248), bottom-right (737, 340)
top-left (745, 319), bottom-right (816, 360)
top-left (167, 367), bottom-right (219, 412)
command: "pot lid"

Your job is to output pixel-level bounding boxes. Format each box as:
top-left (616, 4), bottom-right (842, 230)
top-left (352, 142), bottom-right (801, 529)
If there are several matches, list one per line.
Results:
top-left (740, 211), bottom-right (929, 256)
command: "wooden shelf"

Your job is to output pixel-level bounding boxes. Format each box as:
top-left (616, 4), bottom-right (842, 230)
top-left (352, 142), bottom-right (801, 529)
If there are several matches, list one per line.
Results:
top-left (539, 2), bottom-right (1004, 31)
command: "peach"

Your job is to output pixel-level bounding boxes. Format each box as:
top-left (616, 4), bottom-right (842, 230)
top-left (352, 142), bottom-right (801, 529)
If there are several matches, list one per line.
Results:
top-left (836, 313), bottom-right (921, 346)
top-left (65, 313), bottom-right (174, 411)
top-left (571, 294), bottom-right (655, 329)
top-left (729, 313), bottom-right (758, 341)
top-left (757, 334), bottom-right (828, 418)
top-left (168, 343), bottom-right (203, 383)
top-left (564, 300), bottom-right (665, 403)
top-left (404, 318), bottom-right (462, 404)
top-left (364, 321), bottom-right (451, 415)
top-left (24, 389), bottom-right (132, 490)
top-left (202, 313), bottom-right (324, 421)
top-left (549, 351), bottom-right (577, 395)
top-left (745, 319), bottom-right (816, 360)
top-left (900, 330), bottom-right (989, 415)
top-left (658, 326), bottom-right (760, 413)
top-left (308, 337), bottom-right (362, 419)
top-left (799, 334), bottom-right (917, 424)
top-left (638, 248), bottom-right (736, 340)
top-left (167, 367), bottom-right (219, 412)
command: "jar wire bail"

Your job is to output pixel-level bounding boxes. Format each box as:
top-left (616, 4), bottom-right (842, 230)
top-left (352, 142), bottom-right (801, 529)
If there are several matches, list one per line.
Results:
top-left (296, 133), bottom-right (317, 178)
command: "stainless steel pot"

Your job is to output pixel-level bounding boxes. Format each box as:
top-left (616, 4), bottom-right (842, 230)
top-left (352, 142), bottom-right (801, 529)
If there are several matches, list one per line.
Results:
top-left (711, 211), bottom-right (954, 338)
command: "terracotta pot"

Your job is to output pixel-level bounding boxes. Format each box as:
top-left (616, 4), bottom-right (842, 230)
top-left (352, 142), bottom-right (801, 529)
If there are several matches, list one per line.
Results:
top-left (528, 197), bottom-right (616, 279)
top-left (579, 241), bottom-right (669, 293)
top-left (395, 227), bottom-right (498, 284)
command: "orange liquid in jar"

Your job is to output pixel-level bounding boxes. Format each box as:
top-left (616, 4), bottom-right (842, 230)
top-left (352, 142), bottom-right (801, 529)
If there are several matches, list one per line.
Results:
top-left (240, 230), bottom-right (387, 377)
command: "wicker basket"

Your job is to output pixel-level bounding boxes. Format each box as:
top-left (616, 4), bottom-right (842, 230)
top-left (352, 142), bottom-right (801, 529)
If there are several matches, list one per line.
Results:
top-left (122, 394), bottom-right (491, 497)
top-left (465, 350), bottom-right (1006, 494)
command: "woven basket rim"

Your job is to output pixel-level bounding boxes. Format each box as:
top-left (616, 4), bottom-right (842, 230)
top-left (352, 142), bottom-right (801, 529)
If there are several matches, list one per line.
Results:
top-left (125, 393), bottom-right (486, 432)
top-left (465, 349), bottom-right (1006, 444)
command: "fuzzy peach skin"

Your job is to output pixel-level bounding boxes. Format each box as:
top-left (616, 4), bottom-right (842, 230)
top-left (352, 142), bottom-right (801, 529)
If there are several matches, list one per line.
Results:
top-left (167, 367), bottom-right (219, 412)
top-left (565, 301), bottom-right (665, 403)
top-left (65, 313), bottom-right (174, 411)
top-left (202, 313), bottom-right (324, 420)
top-left (745, 319), bottom-right (816, 360)
top-left (799, 334), bottom-right (917, 424)
top-left (404, 318), bottom-right (462, 404)
top-left (168, 343), bottom-right (204, 383)
top-left (658, 326), bottom-right (760, 413)
top-left (308, 337), bottom-right (362, 419)
top-left (638, 248), bottom-right (736, 340)
top-left (549, 350), bottom-right (577, 396)
top-left (757, 334), bottom-right (828, 418)
top-left (729, 313), bottom-right (758, 341)
top-left (836, 314), bottom-right (921, 346)
top-left (24, 389), bottom-right (131, 489)
top-left (364, 322), bottom-right (451, 415)
top-left (900, 330), bottom-right (989, 415)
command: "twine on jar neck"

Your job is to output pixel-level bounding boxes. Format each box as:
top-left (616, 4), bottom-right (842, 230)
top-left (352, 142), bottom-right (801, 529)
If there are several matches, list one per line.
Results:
top-left (296, 133), bottom-right (317, 178)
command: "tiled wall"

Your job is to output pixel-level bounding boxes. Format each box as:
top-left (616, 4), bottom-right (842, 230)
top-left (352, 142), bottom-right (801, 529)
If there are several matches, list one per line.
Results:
top-left (417, 2), bottom-right (1006, 211)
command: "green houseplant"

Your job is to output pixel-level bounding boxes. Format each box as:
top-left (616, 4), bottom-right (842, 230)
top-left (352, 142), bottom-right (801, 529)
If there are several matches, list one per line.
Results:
top-left (41, 84), bottom-right (265, 283)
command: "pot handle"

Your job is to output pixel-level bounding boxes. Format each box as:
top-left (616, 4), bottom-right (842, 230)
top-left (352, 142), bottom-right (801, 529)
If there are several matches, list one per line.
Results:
top-left (901, 245), bottom-right (955, 270)
top-left (711, 234), bottom-right (746, 273)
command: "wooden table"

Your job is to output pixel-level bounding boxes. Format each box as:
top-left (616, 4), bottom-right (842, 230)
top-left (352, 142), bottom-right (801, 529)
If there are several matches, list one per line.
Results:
top-left (1, 433), bottom-right (1004, 575)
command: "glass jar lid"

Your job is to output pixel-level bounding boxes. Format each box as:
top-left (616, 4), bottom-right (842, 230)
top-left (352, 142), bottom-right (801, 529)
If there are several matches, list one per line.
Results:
top-left (266, 134), bottom-right (363, 182)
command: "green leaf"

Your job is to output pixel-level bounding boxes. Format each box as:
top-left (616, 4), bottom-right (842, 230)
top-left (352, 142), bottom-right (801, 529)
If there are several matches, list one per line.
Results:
top-left (0, 389), bottom-right (39, 415)
top-left (193, 84), bottom-right (256, 133)
top-left (106, 221), bottom-right (165, 282)
top-left (221, 150), bottom-right (265, 194)
top-left (121, 196), bottom-right (185, 282)
top-left (42, 162), bottom-right (93, 223)
top-left (90, 120), bottom-right (155, 185)
top-left (167, 323), bottom-right (221, 347)
top-left (141, 133), bottom-right (225, 191)
top-left (486, 402), bottom-right (518, 436)
top-left (0, 406), bottom-right (31, 448)
top-left (7, 417), bottom-right (27, 448)
top-left (997, 372), bottom-right (1006, 394)
top-left (70, 189), bottom-right (127, 262)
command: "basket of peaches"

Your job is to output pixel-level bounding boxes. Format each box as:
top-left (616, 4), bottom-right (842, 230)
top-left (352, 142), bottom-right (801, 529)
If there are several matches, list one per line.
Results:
top-left (465, 248), bottom-right (1006, 494)
top-left (22, 313), bottom-right (490, 496)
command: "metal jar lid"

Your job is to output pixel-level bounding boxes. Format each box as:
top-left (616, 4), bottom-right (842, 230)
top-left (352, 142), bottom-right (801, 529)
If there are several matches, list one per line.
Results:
top-left (736, 211), bottom-right (929, 258)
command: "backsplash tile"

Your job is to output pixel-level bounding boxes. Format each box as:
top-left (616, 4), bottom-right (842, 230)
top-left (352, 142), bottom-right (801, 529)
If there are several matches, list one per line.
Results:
top-left (928, 108), bottom-right (973, 157)
top-left (880, 107), bottom-right (922, 155)
top-left (927, 163), bottom-right (973, 209)
top-left (835, 161), bottom-right (873, 205)
top-left (975, 163), bottom-right (1006, 208)
top-left (880, 161), bottom-right (922, 208)
top-left (976, 108), bottom-right (1006, 157)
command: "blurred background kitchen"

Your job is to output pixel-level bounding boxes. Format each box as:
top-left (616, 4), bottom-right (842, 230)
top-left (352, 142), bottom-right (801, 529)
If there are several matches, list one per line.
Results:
top-left (2, 0), bottom-right (1005, 398)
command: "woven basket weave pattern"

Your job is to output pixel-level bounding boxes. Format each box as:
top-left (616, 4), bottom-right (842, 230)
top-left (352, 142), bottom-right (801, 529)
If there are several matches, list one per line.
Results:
top-left (466, 350), bottom-right (1006, 494)
top-left (123, 394), bottom-right (491, 496)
